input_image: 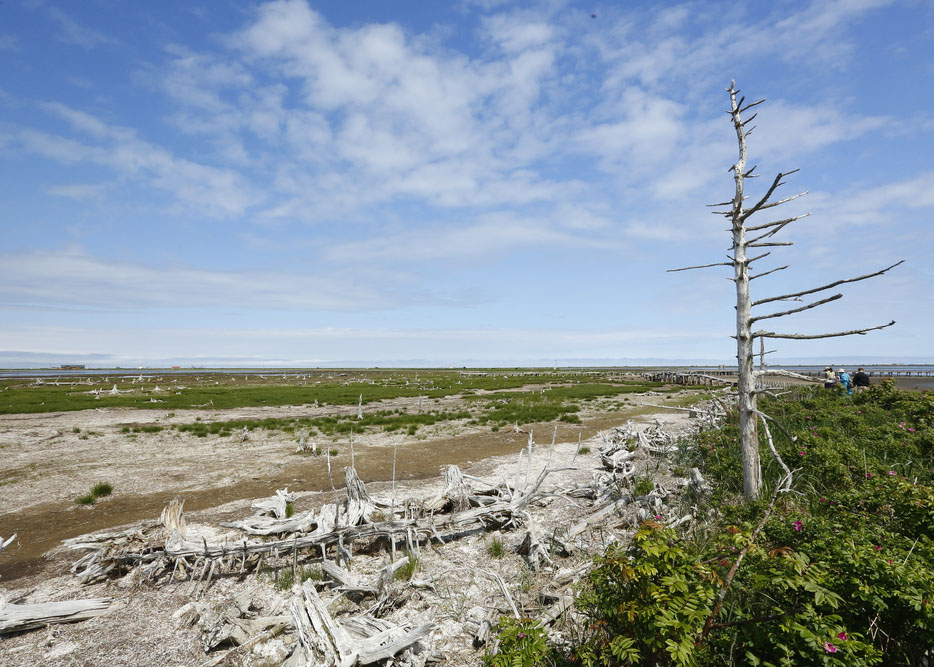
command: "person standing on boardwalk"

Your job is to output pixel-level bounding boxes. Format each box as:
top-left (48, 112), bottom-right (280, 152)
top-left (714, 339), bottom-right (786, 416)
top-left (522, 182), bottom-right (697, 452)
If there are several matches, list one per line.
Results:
top-left (838, 368), bottom-right (852, 395)
top-left (853, 367), bottom-right (871, 392)
top-left (823, 366), bottom-right (837, 389)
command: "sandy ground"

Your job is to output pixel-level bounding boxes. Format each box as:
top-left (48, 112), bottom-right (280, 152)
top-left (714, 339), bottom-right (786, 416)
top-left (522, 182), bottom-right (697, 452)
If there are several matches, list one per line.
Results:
top-left (0, 391), bottom-right (705, 666)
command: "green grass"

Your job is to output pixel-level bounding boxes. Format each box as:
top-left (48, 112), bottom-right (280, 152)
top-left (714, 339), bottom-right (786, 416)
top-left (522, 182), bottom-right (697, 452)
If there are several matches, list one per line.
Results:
top-left (632, 475), bottom-right (655, 496)
top-left (91, 482), bottom-right (113, 497)
top-left (487, 536), bottom-right (506, 558)
top-left (394, 551), bottom-right (419, 581)
top-left (75, 493), bottom-right (95, 505)
top-left (0, 369), bottom-right (663, 415)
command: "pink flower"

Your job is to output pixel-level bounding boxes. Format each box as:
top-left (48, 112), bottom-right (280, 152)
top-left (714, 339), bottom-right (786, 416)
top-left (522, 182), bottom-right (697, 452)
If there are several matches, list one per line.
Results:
top-left (799, 450), bottom-right (806, 456)
top-left (793, 520), bottom-right (803, 531)
top-left (888, 470), bottom-right (896, 475)
top-left (819, 498), bottom-right (826, 503)
top-left (824, 643), bottom-right (838, 653)
top-left (908, 427), bottom-right (916, 432)
top-left (874, 545), bottom-right (883, 551)
top-left (837, 632), bottom-right (847, 641)
top-left (866, 472), bottom-right (873, 478)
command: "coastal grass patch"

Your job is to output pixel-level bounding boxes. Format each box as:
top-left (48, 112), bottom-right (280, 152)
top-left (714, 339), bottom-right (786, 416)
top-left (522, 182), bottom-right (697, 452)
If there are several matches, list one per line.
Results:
top-left (0, 369), bottom-right (661, 415)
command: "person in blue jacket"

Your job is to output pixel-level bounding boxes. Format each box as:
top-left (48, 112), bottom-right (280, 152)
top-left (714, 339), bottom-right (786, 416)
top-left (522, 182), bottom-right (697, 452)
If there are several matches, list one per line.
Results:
top-left (838, 368), bottom-right (852, 395)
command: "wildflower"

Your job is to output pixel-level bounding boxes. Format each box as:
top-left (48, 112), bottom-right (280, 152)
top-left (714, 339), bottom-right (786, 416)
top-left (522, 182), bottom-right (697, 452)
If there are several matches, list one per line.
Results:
top-left (824, 643), bottom-right (838, 653)
top-left (888, 470), bottom-right (896, 476)
top-left (866, 472), bottom-right (873, 478)
top-left (793, 520), bottom-right (803, 531)
top-left (517, 633), bottom-right (526, 640)
top-left (654, 514), bottom-right (661, 520)
top-left (799, 450), bottom-right (806, 456)
top-left (837, 632), bottom-right (847, 641)
top-left (887, 559), bottom-right (893, 565)
top-left (819, 498), bottom-right (826, 503)
top-left (908, 427), bottom-right (916, 432)
top-left (874, 545), bottom-right (883, 551)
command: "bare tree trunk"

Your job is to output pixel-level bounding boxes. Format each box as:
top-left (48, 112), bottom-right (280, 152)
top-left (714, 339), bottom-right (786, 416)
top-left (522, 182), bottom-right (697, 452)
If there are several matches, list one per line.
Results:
top-left (730, 83), bottom-right (761, 498)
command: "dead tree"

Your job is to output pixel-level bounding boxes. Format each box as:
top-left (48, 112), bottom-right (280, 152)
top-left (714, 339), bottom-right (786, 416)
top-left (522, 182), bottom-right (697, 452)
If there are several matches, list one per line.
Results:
top-left (670, 81), bottom-right (902, 499)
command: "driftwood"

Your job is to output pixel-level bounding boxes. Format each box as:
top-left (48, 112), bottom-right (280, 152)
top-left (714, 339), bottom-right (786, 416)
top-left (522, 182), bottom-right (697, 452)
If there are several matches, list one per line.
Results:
top-left (250, 488), bottom-right (296, 519)
top-left (0, 597), bottom-right (113, 634)
top-left (289, 580), bottom-right (432, 666)
top-left (65, 466), bottom-right (552, 586)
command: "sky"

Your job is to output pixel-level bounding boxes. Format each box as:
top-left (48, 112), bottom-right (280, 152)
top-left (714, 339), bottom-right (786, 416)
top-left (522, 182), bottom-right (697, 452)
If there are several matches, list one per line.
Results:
top-left (1, 0), bottom-right (932, 368)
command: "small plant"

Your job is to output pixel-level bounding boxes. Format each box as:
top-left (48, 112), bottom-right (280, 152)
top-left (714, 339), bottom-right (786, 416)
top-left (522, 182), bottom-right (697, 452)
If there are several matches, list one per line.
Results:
top-left (285, 501), bottom-right (295, 518)
top-left (394, 551), bottom-right (419, 581)
top-left (483, 617), bottom-right (552, 667)
top-left (578, 446), bottom-right (591, 455)
top-left (300, 566), bottom-right (322, 582)
top-left (371, 510), bottom-right (388, 522)
top-left (633, 475), bottom-right (655, 496)
top-left (91, 482), bottom-right (113, 497)
top-left (75, 493), bottom-right (96, 505)
top-left (72, 426), bottom-right (81, 433)
top-left (277, 569), bottom-right (294, 590)
top-left (487, 536), bottom-right (506, 559)
top-left (328, 448), bottom-right (339, 456)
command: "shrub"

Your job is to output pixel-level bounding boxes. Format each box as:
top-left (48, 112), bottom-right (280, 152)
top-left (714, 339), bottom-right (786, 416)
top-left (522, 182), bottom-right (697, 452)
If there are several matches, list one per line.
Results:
top-left (75, 494), bottom-right (95, 505)
top-left (483, 617), bottom-right (552, 667)
top-left (91, 482), bottom-right (113, 497)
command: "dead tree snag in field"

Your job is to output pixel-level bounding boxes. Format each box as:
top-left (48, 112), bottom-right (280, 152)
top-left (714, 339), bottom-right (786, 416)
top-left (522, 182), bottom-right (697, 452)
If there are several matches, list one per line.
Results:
top-left (670, 81), bottom-right (902, 499)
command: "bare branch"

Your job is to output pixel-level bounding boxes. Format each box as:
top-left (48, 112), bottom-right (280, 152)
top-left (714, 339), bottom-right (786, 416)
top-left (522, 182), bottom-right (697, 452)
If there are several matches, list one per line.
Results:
top-left (668, 261), bottom-right (733, 273)
top-left (749, 265), bottom-right (788, 281)
top-left (757, 191), bottom-right (807, 211)
top-left (740, 170), bottom-right (800, 222)
top-left (754, 411), bottom-right (792, 489)
top-left (750, 293), bottom-right (843, 323)
top-left (752, 261), bottom-right (905, 306)
top-left (745, 213), bottom-right (809, 232)
top-left (743, 252), bottom-right (771, 265)
top-left (754, 320), bottom-right (896, 339)
top-left (753, 369), bottom-right (821, 383)
top-left (741, 114), bottom-right (758, 127)
top-left (748, 241), bottom-right (794, 248)
top-left (746, 214), bottom-right (810, 245)
top-left (706, 200), bottom-right (734, 208)
top-left (739, 98), bottom-right (766, 114)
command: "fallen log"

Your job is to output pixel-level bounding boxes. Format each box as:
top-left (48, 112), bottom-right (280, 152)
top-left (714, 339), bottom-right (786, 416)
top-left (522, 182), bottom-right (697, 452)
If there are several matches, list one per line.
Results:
top-left (0, 597), bottom-right (112, 634)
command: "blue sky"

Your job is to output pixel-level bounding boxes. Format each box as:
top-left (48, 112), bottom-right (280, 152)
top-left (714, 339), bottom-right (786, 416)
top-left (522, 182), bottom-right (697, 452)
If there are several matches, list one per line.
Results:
top-left (1, 0), bottom-right (932, 367)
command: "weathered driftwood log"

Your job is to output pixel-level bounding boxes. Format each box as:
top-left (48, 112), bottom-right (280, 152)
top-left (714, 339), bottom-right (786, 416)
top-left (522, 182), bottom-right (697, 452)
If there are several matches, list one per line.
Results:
top-left (0, 597), bottom-right (113, 634)
top-left (221, 508), bottom-right (318, 536)
top-left (424, 465), bottom-right (471, 513)
top-left (199, 588), bottom-right (287, 652)
top-left (250, 488), bottom-right (296, 519)
top-left (341, 467), bottom-right (377, 528)
top-left (289, 580), bottom-right (432, 666)
top-left (65, 466), bottom-right (553, 584)
top-left (515, 517), bottom-right (554, 571)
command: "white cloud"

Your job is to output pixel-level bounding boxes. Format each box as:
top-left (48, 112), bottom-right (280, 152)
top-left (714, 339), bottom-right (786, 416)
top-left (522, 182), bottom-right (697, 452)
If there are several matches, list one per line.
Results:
top-left (0, 249), bottom-right (414, 311)
top-left (18, 105), bottom-right (257, 217)
top-left (46, 7), bottom-right (117, 49)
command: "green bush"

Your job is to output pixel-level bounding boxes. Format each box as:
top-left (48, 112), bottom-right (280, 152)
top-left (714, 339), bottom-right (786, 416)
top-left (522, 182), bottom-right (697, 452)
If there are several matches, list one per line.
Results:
top-left (91, 482), bottom-right (113, 497)
top-left (483, 617), bottom-right (552, 667)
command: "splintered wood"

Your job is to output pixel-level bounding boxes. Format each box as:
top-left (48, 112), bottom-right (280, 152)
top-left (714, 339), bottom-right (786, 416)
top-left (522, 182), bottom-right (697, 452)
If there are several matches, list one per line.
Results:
top-left (39, 415), bottom-right (710, 664)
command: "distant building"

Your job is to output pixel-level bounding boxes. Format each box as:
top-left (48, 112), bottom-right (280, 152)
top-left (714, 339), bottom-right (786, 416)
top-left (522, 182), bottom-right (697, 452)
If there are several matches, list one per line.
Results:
top-left (60, 364), bottom-right (86, 370)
